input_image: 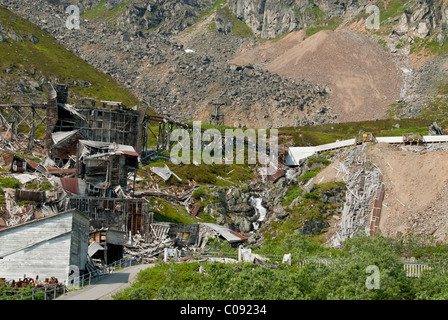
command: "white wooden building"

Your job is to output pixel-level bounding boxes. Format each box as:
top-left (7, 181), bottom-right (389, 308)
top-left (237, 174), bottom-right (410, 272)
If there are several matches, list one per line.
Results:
top-left (0, 209), bottom-right (89, 283)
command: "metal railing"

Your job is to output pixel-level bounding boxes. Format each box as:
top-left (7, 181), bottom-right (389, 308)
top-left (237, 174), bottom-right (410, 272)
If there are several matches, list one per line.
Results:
top-left (0, 256), bottom-right (140, 300)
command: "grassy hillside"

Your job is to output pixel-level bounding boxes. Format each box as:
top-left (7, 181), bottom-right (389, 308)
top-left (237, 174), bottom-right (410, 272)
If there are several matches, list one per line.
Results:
top-left (113, 233), bottom-right (448, 300)
top-left (278, 118), bottom-right (431, 147)
top-left (81, 0), bottom-right (130, 25)
top-left (0, 6), bottom-right (141, 107)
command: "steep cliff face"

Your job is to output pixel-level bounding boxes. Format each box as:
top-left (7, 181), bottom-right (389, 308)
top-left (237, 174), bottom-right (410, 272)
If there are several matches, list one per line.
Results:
top-left (393, 0), bottom-right (443, 39)
top-left (228, 0), bottom-right (371, 39)
top-left (229, 0), bottom-right (448, 41)
top-left (2, 0), bottom-right (448, 128)
top-left (229, 0), bottom-right (298, 39)
top-left (404, 0), bottom-right (448, 43)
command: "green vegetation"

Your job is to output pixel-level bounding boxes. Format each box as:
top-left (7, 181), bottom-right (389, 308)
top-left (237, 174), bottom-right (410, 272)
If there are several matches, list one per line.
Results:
top-left (0, 176), bottom-right (21, 189)
top-left (261, 181), bottom-right (344, 245)
top-left (297, 167), bottom-right (323, 182)
top-left (0, 281), bottom-right (44, 300)
top-left (0, 6), bottom-right (142, 107)
top-left (281, 186), bottom-right (303, 206)
top-left (25, 181), bottom-right (38, 190)
top-left (81, 0), bottom-right (130, 25)
top-left (378, 0), bottom-right (408, 24)
top-left (304, 0), bottom-right (331, 27)
top-left (231, 17), bottom-right (254, 38)
top-left (410, 36), bottom-right (448, 56)
top-left (305, 17), bottom-right (342, 38)
top-left (307, 156), bottom-right (331, 168)
top-left (196, 0), bottom-right (227, 24)
top-left (278, 118), bottom-right (431, 147)
top-left (215, 6), bottom-right (254, 38)
top-left (183, 0), bottom-right (227, 34)
top-left (149, 198), bottom-right (197, 224)
top-left (365, 0), bottom-right (409, 36)
top-left (418, 80), bottom-right (448, 128)
top-left (192, 186), bottom-right (209, 200)
top-left (140, 158), bottom-right (255, 187)
top-left (306, 5), bottom-right (325, 20)
top-left (377, 38), bottom-right (388, 51)
top-left (114, 232), bottom-right (448, 300)
top-left (39, 180), bottom-right (53, 192)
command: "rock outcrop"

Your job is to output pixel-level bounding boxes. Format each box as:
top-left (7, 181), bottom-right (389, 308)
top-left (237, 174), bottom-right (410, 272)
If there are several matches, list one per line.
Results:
top-left (2, 0), bottom-right (448, 127)
top-left (0, 0), bottom-right (334, 128)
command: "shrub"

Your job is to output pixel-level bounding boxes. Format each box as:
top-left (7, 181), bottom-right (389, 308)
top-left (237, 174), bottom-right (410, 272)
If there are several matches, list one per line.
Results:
top-left (0, 177), bottom-right (22, 189)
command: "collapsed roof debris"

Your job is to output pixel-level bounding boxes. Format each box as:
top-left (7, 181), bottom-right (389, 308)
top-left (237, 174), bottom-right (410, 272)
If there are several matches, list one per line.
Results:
top-left (150, 164), bottom-right (182, 182)
top-left (199, 223), bottom-right (248, 246)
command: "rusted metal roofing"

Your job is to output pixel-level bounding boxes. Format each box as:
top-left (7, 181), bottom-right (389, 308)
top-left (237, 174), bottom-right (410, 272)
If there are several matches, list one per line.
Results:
top-left (268, 169), bottom-right (285, 183)
top-left (121, 150), bottom-right (139, 157)
top-left (59, 177), bottom-right (79, 195)
top-left (46, 167), bottom-right (76, 175)
top-left (227, 228), bottom-right (248, 241)
top-left (26, 161), bottom-right (40, 170)
top-left (190, 204), bottom-right (201, 218)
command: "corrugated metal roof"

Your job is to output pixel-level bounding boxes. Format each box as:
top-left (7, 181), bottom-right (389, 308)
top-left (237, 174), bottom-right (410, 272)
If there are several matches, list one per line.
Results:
top-left (59, 177), bottom-right (79, 195)
top-left (201, 223), bottom-right (247, 243)
top-left (79, 140), bottom-right (137, 152)
top-left (151, 165), bottom-right (173, 181)
top-left (52, 130), bottom-right (80, 144)
top-left (88, 241), bottom-right (104, 257)
top-left (268, 169), bottom-right (285, 183)
top-left (26, 161), bottom-right (40, 170)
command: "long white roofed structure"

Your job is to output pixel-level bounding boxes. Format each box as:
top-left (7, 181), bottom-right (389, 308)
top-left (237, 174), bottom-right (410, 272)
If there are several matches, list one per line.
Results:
top-left (285, 135), bottom-right (448, 166)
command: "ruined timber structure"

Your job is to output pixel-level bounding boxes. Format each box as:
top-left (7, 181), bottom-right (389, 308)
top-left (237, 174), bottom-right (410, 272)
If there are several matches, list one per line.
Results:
top-left (0, 82), bottom-right (263, 284)
top-left (44, 84), bottom-right (144, 165)
top-left (0, 84), bottom-right (157, 273)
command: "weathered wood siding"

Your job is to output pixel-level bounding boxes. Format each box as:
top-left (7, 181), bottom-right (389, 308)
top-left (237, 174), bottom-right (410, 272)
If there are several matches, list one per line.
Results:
top-left (0, 210), bottom-right (89, 283)
top-left (106, 229), bottom-right (127, 246)
top-left (69, 211), bottom-right (90, 272)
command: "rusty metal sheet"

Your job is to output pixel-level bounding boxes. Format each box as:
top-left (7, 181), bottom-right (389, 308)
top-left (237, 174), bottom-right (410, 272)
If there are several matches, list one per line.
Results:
top-left (59, 177), bottom-right (79, 195)
top-left (268, 169), bottom-right (285, 183)
top-left (191, 204), bottom-right (201, 218)
top-left (46, 167), bottom-right (76, 175)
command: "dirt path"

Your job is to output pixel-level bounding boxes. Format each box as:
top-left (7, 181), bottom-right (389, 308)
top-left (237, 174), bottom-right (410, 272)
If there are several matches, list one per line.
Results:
top-left (56, 264), bottom-right (154, 300)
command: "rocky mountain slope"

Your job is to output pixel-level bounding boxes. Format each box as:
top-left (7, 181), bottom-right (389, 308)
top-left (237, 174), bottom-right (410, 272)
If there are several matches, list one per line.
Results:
top-left (1, 0), bottom-right (448, 127)
top-left (232, 28), bottom-right (403, 123)
top-left (0, 5), bottom-right (140, 106)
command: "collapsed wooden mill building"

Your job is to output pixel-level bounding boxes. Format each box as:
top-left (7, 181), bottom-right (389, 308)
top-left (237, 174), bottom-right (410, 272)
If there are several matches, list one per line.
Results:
top-left (42, 84), bottom-right (152, 238)
top-left (0, 84), bottom-right (154, 281)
